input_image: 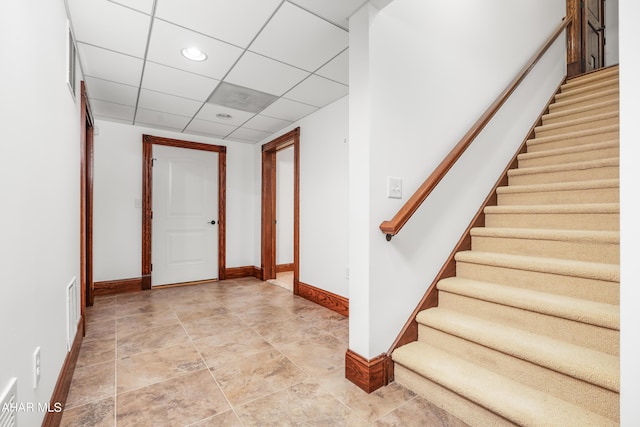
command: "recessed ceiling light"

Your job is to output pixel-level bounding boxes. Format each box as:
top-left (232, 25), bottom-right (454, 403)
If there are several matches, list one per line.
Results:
top-left (216, 113), bottom-right (232, 119)
top-left (181, 47), bottom-right (207, 62)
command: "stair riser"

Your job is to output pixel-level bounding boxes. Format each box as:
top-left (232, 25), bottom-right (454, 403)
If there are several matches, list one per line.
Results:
top-left (393, 365), bottom-right (516, 427)
top-left (549, 92), bottom-right (619, 113)
top-left (518, 146), bottom-right (619, 168)
top-left (437, 292), bottom-right (619, 355)
top-left (471, 235), bottom-right (619, 264)
top-left (497, 186), bottom-right (619, 206)
top-left (455, 261), bottom-right (619, 304)
top-left (561, 74), bottom-right (619, 93)
top-left (508, 165), bottom-right (618, 186)
top-left (484, 212), bottom-right (619, 231)
top-left (416, 326), bottom-right (619, 421)
top-left (527, 130), bottom-right (619, 152)
top-left (555, 82), bottom-right (619, 102)
top-left (542, 103), bottom-right (618, 125)
top-left (535, 117), bottom-right (618, 138)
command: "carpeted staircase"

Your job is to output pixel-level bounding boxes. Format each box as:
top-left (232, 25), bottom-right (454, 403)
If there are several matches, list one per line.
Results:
top-left (392, 66), bottom-right (620, 426)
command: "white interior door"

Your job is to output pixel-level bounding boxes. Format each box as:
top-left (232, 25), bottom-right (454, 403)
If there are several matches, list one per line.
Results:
top-left (152, 145), bottom-right (218, 286)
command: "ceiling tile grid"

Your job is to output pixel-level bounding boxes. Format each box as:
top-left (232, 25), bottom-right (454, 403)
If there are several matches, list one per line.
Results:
top-left (67, 0), bottom-right (362, 144)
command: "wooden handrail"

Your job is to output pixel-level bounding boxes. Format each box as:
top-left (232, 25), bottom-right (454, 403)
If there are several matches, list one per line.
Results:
top-left (380, 17), bottom-right (572, 241)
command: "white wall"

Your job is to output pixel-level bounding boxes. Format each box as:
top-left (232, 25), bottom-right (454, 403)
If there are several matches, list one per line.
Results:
top-left (605, 0), bottom-right (619, 66)
top-left (93, 120), bottom-right (256, 281)
top-left (259, 96), bottom-right (350, 297)
top-left (619, 1), bottom-right (640, 424)
top-left (276, 147), bottom-right (294, 265)
top-left (0, 0), bottom-right (81, 424)
top-left (349, 0), bottom-right (566, 358)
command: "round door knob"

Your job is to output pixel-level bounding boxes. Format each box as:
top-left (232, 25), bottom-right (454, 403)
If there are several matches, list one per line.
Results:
top-left (209, 220), bottom-right (216, 225)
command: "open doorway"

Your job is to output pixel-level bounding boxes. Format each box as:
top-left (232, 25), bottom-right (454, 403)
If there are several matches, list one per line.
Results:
top-left (261, 128), bottom-right (300, 293)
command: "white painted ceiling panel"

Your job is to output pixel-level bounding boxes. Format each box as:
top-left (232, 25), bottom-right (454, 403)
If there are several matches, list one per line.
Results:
top-left (85, 77), bottom-right (138, 106)
top-left (260, 97), bottom-right (319, 122)
top-left (227, 127), bottom-right (272, 143)
top-left (137, 89), bottom-right (202, 117)
top-left (243, 115), bottom-right (292, 133)
top-left (68, 0), bottom-right (150, 58)
top-left (135, 108), bottom-right (192, 130)
top-left (289, 0), bottom-right (369, 29)
top-left (185, 119), bottom-right (238, 138)
top-left (195, 104), bottom-right (255, 127)
top-left (316, 49), bottom-right (349, 85)
top-left (142, 62), bottom-right (220, 101)
top-left (249, 2), bottom-right (348, 72)
top-left (110, 0), bottom-right (155, 14)
top-left (155, 0), bottom-right (282, 48)
top-left (147, 19), bottom-right (243, 78)
top-left (94, 115), bottom-right (133, 125)
top-left (91, 100), bottom-right (136, 121)
top-left (224, 52), bottom-right (310, 97)
top-left (78, 43), bottom-right (144, 86)
top-left (284, 74), bottom-right (348, 107)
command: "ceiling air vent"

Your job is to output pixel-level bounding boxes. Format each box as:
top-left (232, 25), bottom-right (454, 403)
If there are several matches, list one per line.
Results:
top-left (208, 82), bottom-right (277, 114)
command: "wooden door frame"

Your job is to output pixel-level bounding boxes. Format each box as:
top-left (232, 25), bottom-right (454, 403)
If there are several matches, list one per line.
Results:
top-left (141, 134), bottom-right (227, 290)
top-left (566, 0), bottom-right (606, 77)
top-left (261, 128), bottom-right (300, 293)
top-left (80, 81), bottom-right (94, 313)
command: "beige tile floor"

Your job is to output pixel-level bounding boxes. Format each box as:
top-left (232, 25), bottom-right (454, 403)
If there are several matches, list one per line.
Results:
top-left (61, 277), bottom-right (468, 427)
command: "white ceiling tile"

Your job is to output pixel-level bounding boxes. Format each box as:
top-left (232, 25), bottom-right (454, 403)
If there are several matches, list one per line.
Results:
top-left (315, 49), bottom-right (349, 85)
top-left (142, 62), bottom-right (220, 101)
top-left (85, 77), bottom-right (138, 106)
top-left (288, 0), bottom-right (369, 29)
top-left (135, 108), bottom-right (191, 130)
top-left (94, 115), bottom-right (132, 125)
top-left (147, 19), bottom-right (243, 79)
top-left (185, 119), bottom-right (238, 139)
top-left (109, 0), bottom-right (155, 14)
top-left (227, 127), bottom-right (272, 143)
top-left (259, 98), bottom-right (318, 122)
top-left (243, 115), bottom-right (292, 133)
top-left (249, 2), bottom-right (348, 72)
top-left (78, 43), bottom-right (144, 86)
top-left (195, 104), bottom-right (255, 126)
top-left (225, 52), bottom-right (310, 97)
top-left (285, 75), bottom-right (348, 107)
top-left (137, 89), bottom-right (202, 117)
top-left (68, 0), bottom-right (150, 57)
top-left (90, 99), bottom-right (135, 121)
top-left (155, 0), bottom-right (281, 48)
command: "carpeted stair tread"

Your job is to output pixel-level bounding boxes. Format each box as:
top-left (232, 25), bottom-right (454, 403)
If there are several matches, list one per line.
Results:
top-left (541, 99), bottom-right (618, 124)
top-left (535, 110), bottom-right (618, 134)
top-left (526, 124), bottom-right (618, 148)
top-left (554, 80), bottom-right (619, 101)
top-left (561, 67), bottom-right (618, 90)
top-left (497, 178), bottom-right (619, 195)
top-left (470, 226), bottom-right (619, 244)
top-left (518, 140), bottom-right (618, 162)
top-left (437, 277), bottom-right (619, 329)
top-left (548, 88), bottom-right (618, 112)
top-left (508, 156), bottom-right (618, 177)
top-left (392, 342), bottom-right (617, 427)
top-left (454, 250), bottom-right (620, 283)
top-left (415, 308), bottom-right (619, 392)
top-left (484, 202), bottom-right (619, 215)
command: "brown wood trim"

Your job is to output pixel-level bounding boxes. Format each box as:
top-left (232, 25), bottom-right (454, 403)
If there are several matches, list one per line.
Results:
top-left (224, 266), bottom-right (264, 279)
top-left (387, 80), bottom-right (564, 355)
top-left (566, 0), bottom-right (582, 77)
top-left (379, 17), bottom-right (571, 239)
top-left (142, 135), bottom-right (227, 288)
top-left (276, 263), bottom-right (294, 273)
top-left (261, 128), bottom-right (300, 288)
top-left (41, 316), bottom-right (84, 427)
top-left (152, 279), bottom-right (217, 289)
top-left (94, 277), bottom-right (142, 296)
top-left (297, 281), bottom-right (349, 317)
top-left (345, 350), bottom-right (392, 393)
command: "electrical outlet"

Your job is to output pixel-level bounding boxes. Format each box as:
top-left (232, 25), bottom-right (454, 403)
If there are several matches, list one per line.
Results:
top-left (387, 177), bottom-right (402, 199)
top-left (33, 347), bottom-right (41, 389)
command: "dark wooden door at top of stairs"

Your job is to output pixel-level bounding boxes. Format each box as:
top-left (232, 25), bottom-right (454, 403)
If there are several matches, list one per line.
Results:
top-left (585, 0), bottom-right (605, 71)
top-left (392, 66), bottom-right (620, 427)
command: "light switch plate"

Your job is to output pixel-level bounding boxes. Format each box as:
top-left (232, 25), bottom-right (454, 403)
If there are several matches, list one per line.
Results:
top-left (387, 177), bottom-right (402, 199)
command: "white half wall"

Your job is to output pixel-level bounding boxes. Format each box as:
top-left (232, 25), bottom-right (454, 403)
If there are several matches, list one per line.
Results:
top-left (0, 0), bottom-right (82, 424)
top-left (276, 146), bottom-right (294, 265)
top-left (349, 0), bottom-right (566, 358)
top-left (93, 120), bottom-right (256, 282)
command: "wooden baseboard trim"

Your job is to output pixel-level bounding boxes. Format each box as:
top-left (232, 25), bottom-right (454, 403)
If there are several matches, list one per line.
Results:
top-left (224, 266), bottom-right (263, 280)
top-left (345, 349), bottom-right (393, 393)
top-left (42, 317), bottom-right (84, 427)
top-left (276, 263), bottom-right (294, 273)
top-left (297, 281), bottom-right (349, 317)
top-left (94, 277), bottom-right (142, 296)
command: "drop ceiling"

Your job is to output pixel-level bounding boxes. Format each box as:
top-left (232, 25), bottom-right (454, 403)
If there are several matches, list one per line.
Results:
top-left (66, 0), bottom-right (365, 143)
